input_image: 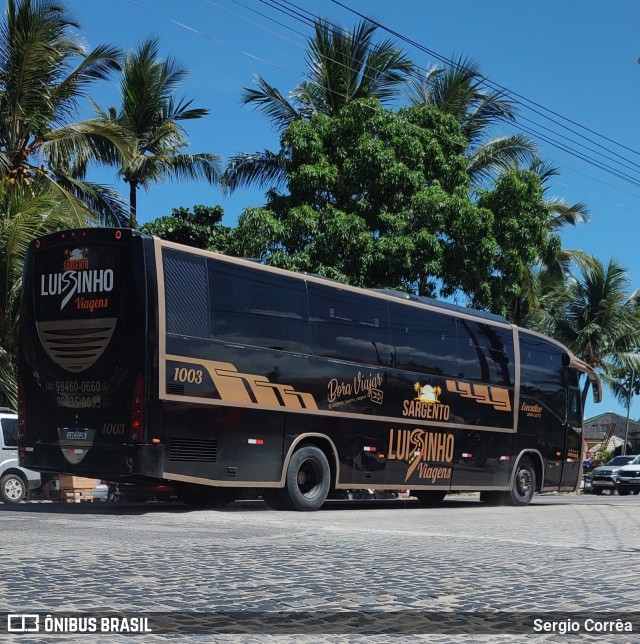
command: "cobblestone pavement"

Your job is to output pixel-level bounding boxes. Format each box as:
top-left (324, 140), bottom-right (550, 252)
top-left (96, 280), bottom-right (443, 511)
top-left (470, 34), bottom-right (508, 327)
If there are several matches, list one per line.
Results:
top-left (1, 493), bottom-right (639, 643)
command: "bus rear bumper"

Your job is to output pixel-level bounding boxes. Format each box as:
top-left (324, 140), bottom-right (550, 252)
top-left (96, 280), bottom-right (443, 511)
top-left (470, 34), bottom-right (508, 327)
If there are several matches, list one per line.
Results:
top-left (19, 443), bottom-right (164, 479)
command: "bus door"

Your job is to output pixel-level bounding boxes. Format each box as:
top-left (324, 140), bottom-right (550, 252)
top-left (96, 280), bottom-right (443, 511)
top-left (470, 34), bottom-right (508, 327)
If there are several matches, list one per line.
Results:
top-left (560, 387), bottom-right (583, 490)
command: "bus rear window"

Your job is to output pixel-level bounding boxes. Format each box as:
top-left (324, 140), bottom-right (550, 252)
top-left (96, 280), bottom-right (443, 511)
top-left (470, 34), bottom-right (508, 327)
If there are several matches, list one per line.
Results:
top-left (163, 249), bottom-right (209, 338)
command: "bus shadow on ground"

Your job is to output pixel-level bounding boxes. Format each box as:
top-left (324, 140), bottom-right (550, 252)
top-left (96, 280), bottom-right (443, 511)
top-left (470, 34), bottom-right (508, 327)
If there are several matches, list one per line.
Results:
top-left (1, 494), bottom-right (606, 515)
top-left (0, 496), bottom-right (487, 515)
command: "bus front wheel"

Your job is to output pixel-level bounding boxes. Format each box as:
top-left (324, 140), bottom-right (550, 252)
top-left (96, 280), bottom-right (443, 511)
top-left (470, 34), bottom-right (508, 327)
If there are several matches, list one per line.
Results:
top-left (505, 457), bottom-right (536, 506)
top-left (282, 445), bottom-right (330, 511)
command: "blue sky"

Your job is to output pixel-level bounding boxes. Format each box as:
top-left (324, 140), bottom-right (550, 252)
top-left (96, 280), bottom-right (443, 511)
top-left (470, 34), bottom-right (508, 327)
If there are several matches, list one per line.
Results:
top-left (75, 0), bottom-right (640, 420)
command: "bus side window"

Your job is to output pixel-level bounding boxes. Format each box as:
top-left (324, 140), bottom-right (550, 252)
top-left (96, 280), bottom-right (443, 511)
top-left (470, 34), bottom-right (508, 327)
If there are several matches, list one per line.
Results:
top-left (457, 321), bottom-right (514, 385)
top-left (389, 303), bottom-right (457, 378)
top-left (208, 260), bottom-right (310, 353)
top-left (308, 284), bottom-right (391, 367)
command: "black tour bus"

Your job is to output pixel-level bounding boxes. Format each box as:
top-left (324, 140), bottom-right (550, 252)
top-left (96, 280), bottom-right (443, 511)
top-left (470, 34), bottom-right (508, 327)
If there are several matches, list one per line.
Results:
top-left (18, 228), bottom-right (602, 510)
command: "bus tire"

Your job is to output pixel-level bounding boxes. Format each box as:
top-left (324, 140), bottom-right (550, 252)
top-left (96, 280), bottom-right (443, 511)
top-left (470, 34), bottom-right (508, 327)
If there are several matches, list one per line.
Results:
top-left (0, 473), bottom-right (26, 504)
top-left (505, 457), bottom-right (536, 506)
top-left (414, 490), bottom-right (446, 506)
top-left (282, 445), bottom-right (330, 511)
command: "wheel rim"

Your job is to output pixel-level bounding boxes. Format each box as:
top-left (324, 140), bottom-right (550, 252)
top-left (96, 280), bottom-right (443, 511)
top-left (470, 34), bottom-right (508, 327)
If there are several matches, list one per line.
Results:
top-left (516, 468), bottom-right (532, 497)
top-left (4, 478), bottom-right (23, 501)
top-left (296, 458), bottom-right (322, 498)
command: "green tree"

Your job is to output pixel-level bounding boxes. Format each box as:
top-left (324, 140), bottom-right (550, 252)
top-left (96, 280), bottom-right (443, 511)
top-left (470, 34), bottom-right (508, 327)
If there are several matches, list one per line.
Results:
top-left (223, 19), bottom-right (413, 192)
top-left (141, 204), bottom-right (233, 252)
top-left (488, 161), bottom-right (592, 324)
top-left (475, 169), bottom-right (549, 315)
top-left (232, 99), bottom-right (551, 306)
top-left (0, 0), bottom-right (127, 223)
top-left (94, 38), bottom-right (221, 228)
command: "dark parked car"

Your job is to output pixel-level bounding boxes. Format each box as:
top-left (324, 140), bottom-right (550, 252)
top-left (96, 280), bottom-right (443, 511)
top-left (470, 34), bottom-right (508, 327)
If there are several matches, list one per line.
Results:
top-left (590, 455), bottom-right (637, 494)
top-left (614, 455), bottom-right (640, 495)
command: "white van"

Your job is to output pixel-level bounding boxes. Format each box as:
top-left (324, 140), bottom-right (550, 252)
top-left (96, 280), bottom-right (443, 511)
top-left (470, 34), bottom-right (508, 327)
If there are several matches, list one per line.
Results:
top-left (0, 408), bottom-right (41, 503)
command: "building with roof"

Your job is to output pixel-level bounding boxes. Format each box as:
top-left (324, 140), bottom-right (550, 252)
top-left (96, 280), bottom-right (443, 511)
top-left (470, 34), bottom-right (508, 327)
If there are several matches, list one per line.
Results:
top-left (583, 411), bottom-right (640, 458)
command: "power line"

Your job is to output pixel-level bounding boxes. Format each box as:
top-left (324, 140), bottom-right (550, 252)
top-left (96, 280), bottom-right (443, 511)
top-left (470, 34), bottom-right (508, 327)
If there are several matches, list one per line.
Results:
top-left (329, 0), bottom-right (640, 159)
top-left (261, 0), bottom-right (640, 194)
top-left (125, 0), bottom-right (640, 202)
top-left (244, 0), bottom-right (640, 201)
top-left (314, 0), bottom-right (640, 183)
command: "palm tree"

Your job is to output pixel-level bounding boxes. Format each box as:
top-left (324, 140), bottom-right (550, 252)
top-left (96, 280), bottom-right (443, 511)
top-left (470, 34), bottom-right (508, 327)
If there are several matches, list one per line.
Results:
top-left (405, 55), bottom-right (539, 186)
top-left (0, 186), bottom-right (89, 407)
top-left (223, 19), bottom-right (414, 192)
top-left (535, 256), bottom-right (640, 405)
top-left (0, 0), bottom-right (130, 407)
top-left (94, 38), bottom-right (221, 228)
top-left (0, 0), bottom-right (128, 224)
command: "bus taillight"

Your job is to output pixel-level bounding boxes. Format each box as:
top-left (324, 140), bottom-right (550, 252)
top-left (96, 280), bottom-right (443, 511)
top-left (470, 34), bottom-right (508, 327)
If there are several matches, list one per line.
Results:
top-left (130, 374), bottom-right (144, 443)
top-left (17, 377), bottom-right (26, 439)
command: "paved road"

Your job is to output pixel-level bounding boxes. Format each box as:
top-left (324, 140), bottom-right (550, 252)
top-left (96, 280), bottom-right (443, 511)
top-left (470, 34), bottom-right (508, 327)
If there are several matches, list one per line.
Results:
top-left (1, 493), bottom-right (640, 643)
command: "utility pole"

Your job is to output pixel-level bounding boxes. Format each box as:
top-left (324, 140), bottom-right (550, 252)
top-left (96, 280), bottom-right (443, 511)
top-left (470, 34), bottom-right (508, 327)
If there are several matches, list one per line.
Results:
top-left (623, 368), bottom-right (634, 456)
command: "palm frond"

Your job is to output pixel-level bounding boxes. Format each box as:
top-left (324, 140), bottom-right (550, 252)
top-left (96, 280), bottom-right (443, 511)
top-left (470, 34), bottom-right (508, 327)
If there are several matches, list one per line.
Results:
top-left (52, 43), bottom-right (122, 108)
top-left (406, 54), bottom-right (516, 142)
top-left (40, 173), bottom-right (127, 226)
top-left (163, 153), bottom-right (223, 185)
top-left (529, 159), bottom-right (559, 184)
top-left (40, 118), bottom-right (131, 169)
top-left (467, 133), bottom-right (540, 185)
top-left (545, 198), bottom-right (591, 230)
top-left (222, 150), bottom-right (289, 193)
top-left (241, 75), bottom-right (302, 129)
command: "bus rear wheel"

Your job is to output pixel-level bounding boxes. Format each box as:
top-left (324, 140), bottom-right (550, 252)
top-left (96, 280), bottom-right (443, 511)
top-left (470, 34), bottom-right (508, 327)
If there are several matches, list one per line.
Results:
top-left (282, 445), bottom-right (330, 511)
top-left (413, 490), bottom-right (447, 506)
top-left (505, 457), bottom-right (536, 506)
